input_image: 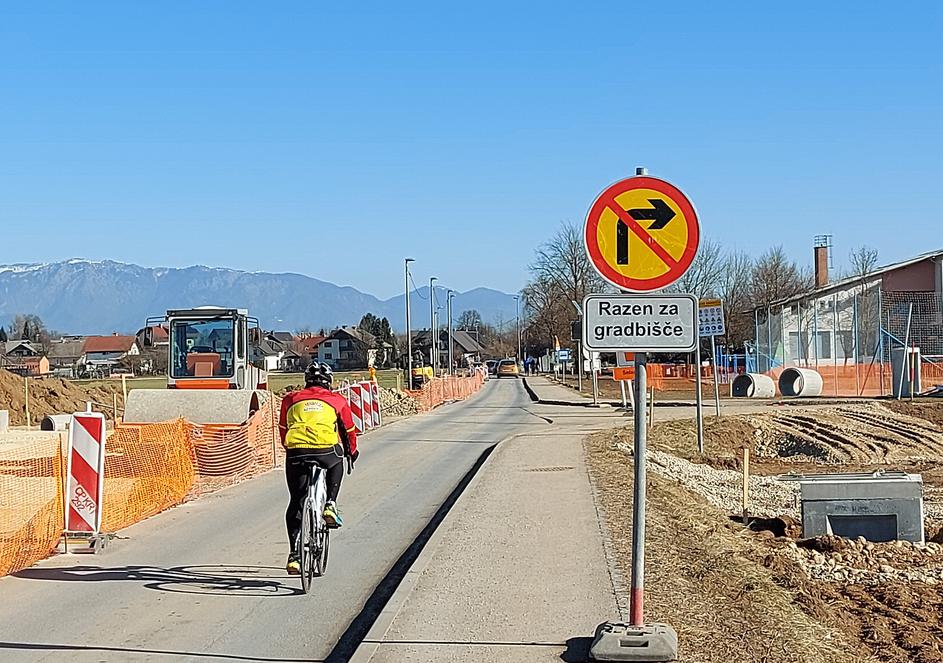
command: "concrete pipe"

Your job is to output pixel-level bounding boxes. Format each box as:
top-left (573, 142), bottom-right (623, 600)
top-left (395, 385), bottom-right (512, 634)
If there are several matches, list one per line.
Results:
top-left (731, 373), bottom-right (777, 398)
top-left (40, 414), bottom-right (73, 431)
top-left (778, 368), bottom-right (824, 397)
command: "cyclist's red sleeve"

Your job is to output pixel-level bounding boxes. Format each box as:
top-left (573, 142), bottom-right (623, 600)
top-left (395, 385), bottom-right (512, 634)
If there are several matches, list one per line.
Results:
top-left (278, 395), bottom-right (290, 446)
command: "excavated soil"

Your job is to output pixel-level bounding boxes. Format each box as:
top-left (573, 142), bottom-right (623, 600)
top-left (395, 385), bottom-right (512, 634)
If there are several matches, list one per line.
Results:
top-left (0, 369), bottom-right (123, 426)
top-left (648, 401), bottom-right (943, 478)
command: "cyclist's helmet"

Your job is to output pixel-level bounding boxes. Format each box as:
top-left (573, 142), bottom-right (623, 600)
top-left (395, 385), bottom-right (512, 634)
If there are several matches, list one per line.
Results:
top-left (304, 361), bottom-right (334, 388)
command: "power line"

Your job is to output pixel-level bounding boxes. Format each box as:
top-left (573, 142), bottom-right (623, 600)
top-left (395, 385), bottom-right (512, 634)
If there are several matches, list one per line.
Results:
top-left (408, 273), bottom-right (428, 300)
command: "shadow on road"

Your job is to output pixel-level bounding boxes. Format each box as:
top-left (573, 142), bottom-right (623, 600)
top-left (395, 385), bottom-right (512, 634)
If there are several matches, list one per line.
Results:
top-left (561, 636), bottom-right (593, 662)
top-left (0, 641), bottom-right (319, 661)
top-left (14, 563), bottom-right (303, 597)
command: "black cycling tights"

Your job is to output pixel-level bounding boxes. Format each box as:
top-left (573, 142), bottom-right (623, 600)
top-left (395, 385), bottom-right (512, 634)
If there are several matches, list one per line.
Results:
top-left (285, 446), bottom-right (344, 549)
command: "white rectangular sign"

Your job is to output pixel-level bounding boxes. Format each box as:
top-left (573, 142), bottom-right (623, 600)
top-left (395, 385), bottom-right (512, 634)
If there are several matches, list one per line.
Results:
top-left (698, 298), bottom-right (726, 337)
top-left (582, 294), bottom-right (697, 352)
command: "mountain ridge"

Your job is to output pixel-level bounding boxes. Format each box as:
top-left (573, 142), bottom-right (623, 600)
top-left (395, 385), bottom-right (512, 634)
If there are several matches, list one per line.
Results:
top-left (0, 259), bottom-right (518, 335)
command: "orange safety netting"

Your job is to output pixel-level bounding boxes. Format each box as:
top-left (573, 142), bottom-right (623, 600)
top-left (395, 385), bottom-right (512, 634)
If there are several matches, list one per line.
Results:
top-left (409, 373), bottom-right (486, 411)
top-left (100, 418), bottom-right (195, 533)
top-left (186, 394), bottom-right (284, 496)
top-left (0, 434), bottom-right (64, 577)
top-left (1, 393), bottom-right (285, 577)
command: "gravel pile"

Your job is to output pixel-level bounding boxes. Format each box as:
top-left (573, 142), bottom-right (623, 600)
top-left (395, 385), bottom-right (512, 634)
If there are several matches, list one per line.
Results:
top-left (379, 387), bottom-right (421, 417)
top-left (615, 442), bottom-right (800, 518)
top-left (784, 536), bottom-right (943, 585)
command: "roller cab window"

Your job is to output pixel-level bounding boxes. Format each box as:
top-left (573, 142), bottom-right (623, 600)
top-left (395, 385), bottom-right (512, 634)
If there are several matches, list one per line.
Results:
top-left (171, 319), bottom-right (236, 379)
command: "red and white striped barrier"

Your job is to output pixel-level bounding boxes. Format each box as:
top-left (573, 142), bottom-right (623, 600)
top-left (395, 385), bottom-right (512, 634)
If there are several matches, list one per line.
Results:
top-left (360, 381), bottom-right (375, 431)
top-left (348, 382), bottom-right (365, 433)
top-left (333, 380), bottom-right (382, 434)
top-left (64, 412), bottom-right (106, 534)
top-left (369, 382), bottom-right (382, 427)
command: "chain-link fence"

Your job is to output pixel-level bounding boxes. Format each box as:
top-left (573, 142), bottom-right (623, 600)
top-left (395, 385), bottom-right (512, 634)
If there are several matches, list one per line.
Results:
top-left (748, 283), bottom-right (942, 396)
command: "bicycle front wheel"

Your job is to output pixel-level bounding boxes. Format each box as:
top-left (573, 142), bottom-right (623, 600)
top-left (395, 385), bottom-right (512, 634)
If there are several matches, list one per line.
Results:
top-left (316, 527), bottom-right (330, 576)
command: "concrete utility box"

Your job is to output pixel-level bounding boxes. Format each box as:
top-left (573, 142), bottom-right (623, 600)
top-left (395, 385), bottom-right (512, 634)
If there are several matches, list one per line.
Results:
top-left (793, 472), bottom-right (924, 543)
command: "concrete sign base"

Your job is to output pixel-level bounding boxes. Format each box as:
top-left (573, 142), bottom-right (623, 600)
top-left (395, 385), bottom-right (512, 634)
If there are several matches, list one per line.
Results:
top-left (589, 622), bottom-right (678, 661)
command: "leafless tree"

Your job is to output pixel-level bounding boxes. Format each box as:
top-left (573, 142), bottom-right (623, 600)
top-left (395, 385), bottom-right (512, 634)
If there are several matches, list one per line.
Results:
top-left (717, 249), bottom-right (755, 349)
top-left (529, 222), bottom-right (607, 304)
top-left (668, 238), bottom-right (726, 299)
top-left (848, 245), bottom-right (879, 279)
top-left (456, 309), bottom-right (483, 330)
top-left (750, 246), bottom-right (808, 306)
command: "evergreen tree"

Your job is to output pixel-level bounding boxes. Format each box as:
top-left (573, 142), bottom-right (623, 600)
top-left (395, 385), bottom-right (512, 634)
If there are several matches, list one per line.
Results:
top-left (0, 326), bottom-right (6, 342)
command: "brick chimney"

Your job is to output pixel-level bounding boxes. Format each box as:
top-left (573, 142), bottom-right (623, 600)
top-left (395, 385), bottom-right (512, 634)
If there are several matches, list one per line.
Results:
top-left (813, 235), bottom-right (832, 288)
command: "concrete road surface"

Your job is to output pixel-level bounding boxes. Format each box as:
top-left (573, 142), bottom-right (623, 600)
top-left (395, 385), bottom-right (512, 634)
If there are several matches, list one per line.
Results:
top-left (0, 379), bottom-right (544, 662)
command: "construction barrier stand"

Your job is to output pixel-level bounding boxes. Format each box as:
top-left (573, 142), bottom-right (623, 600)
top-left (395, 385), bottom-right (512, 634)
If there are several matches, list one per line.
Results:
top-left (64, 411), bottom-right (106, 534)
top-left (349, 383), bottom-right (365, 433)
top-left (360, 381), bottom-right (375, 430)
top-left (370, 382), bottom-right (382, 427)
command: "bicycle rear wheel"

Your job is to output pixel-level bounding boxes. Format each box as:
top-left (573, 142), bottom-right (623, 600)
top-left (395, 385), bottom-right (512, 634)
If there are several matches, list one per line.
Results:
top-left (299, 497), bottom-right (316, 593)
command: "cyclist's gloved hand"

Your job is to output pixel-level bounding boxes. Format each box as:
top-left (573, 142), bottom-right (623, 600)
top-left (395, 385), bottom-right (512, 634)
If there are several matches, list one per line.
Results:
top-left (350, 450), bottom-right (360, 464)
top-left (346, 450), bottom-right (359, 475)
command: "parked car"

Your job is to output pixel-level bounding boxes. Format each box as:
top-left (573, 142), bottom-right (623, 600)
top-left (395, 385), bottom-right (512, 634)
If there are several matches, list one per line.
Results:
top-left (485, 360), bottom-right (499, 376)
top-left (496, 359), bottom-right (520, 378)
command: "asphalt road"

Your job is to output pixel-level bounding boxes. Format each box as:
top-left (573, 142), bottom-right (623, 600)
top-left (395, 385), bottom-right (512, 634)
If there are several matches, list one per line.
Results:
top-left (0, 378), bottom-right (542, 663)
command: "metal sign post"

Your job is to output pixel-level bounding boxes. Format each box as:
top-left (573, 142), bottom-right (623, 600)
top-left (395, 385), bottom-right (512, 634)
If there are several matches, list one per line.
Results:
top-left (630, 352), bottom-right (648, 624)
top-left (694, 343), bottom-right (704, 454)
top-left (577, 340), bottom-right (583, 393)
top-left (710, 334), bottom-right (722, 417)
top-left (590, 350), bottom-right (600, 405)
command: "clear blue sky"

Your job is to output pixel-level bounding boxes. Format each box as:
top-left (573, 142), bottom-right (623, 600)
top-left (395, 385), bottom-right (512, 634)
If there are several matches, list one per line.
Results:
top-left (1, 2), bottom-right (940, 298)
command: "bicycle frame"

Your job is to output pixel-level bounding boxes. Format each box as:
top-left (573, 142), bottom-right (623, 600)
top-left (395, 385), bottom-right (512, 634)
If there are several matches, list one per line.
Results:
top-left (308, 465), bottom-right (328, 524)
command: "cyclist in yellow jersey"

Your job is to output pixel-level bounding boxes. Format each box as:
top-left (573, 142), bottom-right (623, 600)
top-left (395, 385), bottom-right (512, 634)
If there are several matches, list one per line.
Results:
top-left (279, 362), bottom-right (358, 575)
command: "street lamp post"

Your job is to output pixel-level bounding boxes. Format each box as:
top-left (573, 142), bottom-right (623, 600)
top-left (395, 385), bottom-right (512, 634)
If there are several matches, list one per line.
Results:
top-left (405, 258), bottom-right (415, 388)
top-left (429, 276), bottom-right (437, 374)
top-left (447, 290), bottom-right (455, 375)
top-left (513, 295), bottom-right (522, 361)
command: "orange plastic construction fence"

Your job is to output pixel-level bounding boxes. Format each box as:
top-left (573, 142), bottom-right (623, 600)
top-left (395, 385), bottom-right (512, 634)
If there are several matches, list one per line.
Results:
top-left (410, 372), bottom-right (486, 411)
top-left (0, 434), bottom-right (64, 577)
top-left (100, 418), bottom-right (195, 533)
top-left (1, 393), bottom-right (285, 578)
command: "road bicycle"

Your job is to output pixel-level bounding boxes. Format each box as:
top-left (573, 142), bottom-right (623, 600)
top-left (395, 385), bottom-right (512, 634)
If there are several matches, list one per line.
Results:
top-left (293, 458), bottom-right (330, 593)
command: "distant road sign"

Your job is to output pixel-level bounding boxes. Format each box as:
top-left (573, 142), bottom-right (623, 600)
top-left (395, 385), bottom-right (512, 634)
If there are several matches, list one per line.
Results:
top-left (698, 298), bottom-right (726, 337)
top-left (570, 320), bottom-right (582, 341)
top-left (556, 349), bottom-right (571, 362)
top-left (584, 176), bottom-right (699, 292)
top-left (613, 351), bottom-right (636, 381)
top-left (582, 294), bottom-right (697, 352)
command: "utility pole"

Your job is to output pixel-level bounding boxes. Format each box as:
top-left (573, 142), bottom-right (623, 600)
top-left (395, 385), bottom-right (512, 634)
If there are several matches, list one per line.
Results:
top-left (429, 276), bottom-right (437, 374)
top-left (405, 258), bottom-right (415, 388)
top-left (447, 290), bottom-right (455, 375)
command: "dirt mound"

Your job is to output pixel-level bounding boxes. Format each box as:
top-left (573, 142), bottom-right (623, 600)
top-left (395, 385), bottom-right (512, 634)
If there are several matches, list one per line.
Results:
top-left (886, 400), bottom-right (943, 429)
top-left (650, 402), bottom-right (943, 467)
top-left (0, 369), bottom-right (123, 426)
